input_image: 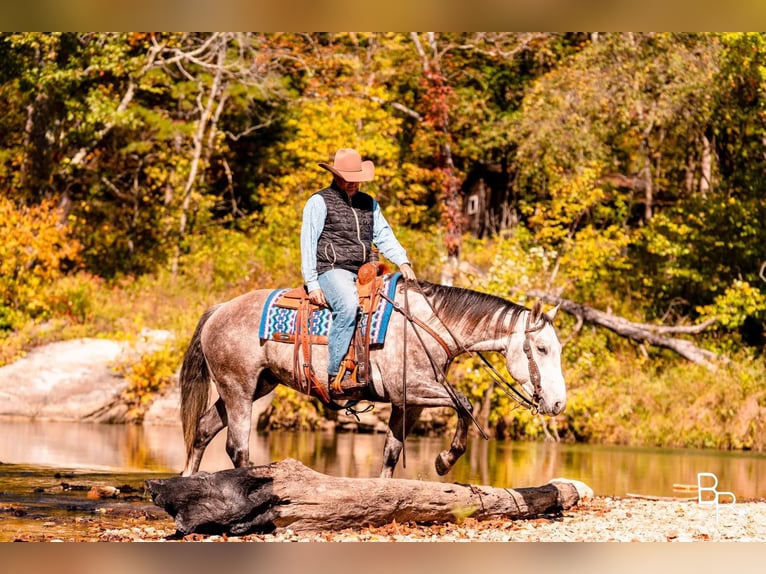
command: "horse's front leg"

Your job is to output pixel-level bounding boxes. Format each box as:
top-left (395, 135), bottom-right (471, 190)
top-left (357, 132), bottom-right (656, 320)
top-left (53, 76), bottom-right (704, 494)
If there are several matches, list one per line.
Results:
top-left (434, 392), bottom-right (472, 476)
top-left (380, 404), bottom-right (423, 478)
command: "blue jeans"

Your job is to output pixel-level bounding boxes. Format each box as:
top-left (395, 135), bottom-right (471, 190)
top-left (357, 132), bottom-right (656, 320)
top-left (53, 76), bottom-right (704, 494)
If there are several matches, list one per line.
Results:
top-left (317, 268), bottom-right (359, 376)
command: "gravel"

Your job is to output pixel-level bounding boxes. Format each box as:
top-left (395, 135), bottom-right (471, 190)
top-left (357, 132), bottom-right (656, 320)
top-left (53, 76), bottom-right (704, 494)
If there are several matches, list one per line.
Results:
top-left (94, 495), bottom-right (766, 542)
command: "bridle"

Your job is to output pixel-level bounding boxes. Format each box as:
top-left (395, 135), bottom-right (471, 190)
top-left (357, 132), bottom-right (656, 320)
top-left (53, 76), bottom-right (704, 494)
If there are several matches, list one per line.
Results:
top-left (522, 307), bottom-right (546, 408)
top-left (379, 279), bottom-right (546, 440)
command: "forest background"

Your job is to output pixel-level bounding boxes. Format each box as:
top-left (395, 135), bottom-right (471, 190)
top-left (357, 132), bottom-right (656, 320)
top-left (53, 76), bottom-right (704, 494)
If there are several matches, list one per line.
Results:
top-left (2, 32), bottom-right (765, 451)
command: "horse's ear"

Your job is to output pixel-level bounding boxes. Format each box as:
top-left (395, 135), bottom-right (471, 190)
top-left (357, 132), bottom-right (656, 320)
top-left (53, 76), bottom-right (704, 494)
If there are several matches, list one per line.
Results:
top-left (546, 303), bottom-right (560, 322)
top-left (530, 299), bottom-right (543, 322)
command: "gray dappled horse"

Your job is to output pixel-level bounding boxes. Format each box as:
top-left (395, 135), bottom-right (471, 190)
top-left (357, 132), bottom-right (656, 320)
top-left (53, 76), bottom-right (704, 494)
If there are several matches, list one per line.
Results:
top-left (179, 279), bottom-right (566, 478)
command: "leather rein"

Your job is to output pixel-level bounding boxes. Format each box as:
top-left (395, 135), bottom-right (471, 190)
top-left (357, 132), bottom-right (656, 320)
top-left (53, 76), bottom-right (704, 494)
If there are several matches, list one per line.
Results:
top-left (379, 279), bottom-right (545, 440)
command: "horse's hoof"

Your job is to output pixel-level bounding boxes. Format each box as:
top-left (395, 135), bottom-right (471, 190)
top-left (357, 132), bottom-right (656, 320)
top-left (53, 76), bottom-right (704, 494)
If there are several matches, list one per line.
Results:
top-left (434, 451), bottom-right (451, 476)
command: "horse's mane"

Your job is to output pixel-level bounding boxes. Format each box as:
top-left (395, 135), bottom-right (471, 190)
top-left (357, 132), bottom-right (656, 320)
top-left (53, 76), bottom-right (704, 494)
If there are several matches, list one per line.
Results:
top-left (414, 281), bottom-right (528, 339)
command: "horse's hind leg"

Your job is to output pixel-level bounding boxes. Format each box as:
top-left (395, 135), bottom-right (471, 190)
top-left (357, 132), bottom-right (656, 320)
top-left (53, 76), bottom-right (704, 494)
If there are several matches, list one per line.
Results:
top-left (435, 399), bottom-right (472, 476)
top-left (183, 397), bottom-right (227, 476)
top-left (222, 399), bottom-right (253, 468)
top-left (380, 404), bottom-right (423, 478)
top-left (222, 374), bottom-right (279, 469)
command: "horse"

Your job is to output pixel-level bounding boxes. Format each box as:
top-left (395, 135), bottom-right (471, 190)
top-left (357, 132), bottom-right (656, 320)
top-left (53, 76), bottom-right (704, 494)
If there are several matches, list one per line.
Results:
top-left (179, 278), bottom-right (566, 478)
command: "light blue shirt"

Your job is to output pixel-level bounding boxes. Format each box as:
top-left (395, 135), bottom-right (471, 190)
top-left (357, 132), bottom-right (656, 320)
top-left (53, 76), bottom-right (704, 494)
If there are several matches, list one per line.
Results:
top-left (301, 193), bottom-right (410, 292)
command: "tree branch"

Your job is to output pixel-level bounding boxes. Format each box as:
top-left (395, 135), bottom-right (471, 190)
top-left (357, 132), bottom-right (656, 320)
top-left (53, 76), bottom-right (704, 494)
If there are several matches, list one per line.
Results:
top-left (368, 95), bottom-right (422, 120)
top-left (70, 40), bottom-right (165, 169)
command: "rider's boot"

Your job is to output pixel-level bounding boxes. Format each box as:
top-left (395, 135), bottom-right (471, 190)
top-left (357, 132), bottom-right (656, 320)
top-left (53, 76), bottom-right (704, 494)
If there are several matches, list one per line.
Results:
top-left (329, 366), bottom-right (368, 397)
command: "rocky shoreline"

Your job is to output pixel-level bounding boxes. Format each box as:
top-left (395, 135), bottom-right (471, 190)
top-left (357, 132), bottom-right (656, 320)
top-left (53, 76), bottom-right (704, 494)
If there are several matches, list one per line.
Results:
top-left (85, 495), bottom-right (766, 543)
top-left (9, 494), bottom-right (765, 542)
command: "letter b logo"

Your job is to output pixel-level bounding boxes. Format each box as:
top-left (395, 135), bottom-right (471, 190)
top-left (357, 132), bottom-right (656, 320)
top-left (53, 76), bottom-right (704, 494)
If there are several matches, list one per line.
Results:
top-left (697, 472), bottom-right (736, 523)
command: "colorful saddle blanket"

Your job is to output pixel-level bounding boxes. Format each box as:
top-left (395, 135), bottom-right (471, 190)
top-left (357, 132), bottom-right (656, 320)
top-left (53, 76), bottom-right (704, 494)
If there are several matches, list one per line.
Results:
top-left (258, 272), bottom-right (401, 346)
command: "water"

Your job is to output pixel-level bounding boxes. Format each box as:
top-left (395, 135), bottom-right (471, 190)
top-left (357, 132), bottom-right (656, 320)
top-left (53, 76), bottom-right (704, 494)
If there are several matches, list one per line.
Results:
top-left (1, 419), bottom-right (765, 499)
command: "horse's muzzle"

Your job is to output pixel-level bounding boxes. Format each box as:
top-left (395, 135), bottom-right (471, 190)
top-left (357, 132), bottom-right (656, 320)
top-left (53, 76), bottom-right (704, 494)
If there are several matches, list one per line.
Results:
top-left (539, 398), bottom-right (566, 416)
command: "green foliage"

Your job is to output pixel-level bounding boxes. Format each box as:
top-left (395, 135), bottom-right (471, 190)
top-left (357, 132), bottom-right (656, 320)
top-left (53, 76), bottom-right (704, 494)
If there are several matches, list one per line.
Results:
top-left (697, 280), bottom-right (766, 331)
top-left (385, 225), bottom-right (444, 283)
top-left (2, 32), bottom-right (766, 450)
top-left (553, 350), bottom-right (766, 451)
top-left (179, 225), bottom-right (290, 292)
top-left (526, 164), bottom-right (633, 298)
top-left (266, 386), bottom-right (324, 430)
top-left (476, 228), bottom-right (554, 299)
top-left (715, 33), bottom-right (766, 193)
top-left (634, 189), bottom-right (766, 319)
top-left (44, 272), bottom-right (105, 325)
top-left (116, 343), bottom-right (181, 423)
top-left (250, 90), bottom-right (405, 242)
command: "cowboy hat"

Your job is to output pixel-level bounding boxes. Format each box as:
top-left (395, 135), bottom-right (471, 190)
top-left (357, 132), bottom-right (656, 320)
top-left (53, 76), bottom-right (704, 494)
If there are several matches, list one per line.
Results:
top-left (318, 148), bottom-right (375, 182)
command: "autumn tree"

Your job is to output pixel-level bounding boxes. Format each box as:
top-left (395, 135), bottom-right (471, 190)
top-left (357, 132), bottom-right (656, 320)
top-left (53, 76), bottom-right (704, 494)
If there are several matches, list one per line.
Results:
top-left (0, 33), bottom-right (170, 274)
top-left (237, 34), bottom-right (412, 279)
top-left (0, 197), bottom-right (80, 331)
top-left (505, 34), bottom-right (727, 312)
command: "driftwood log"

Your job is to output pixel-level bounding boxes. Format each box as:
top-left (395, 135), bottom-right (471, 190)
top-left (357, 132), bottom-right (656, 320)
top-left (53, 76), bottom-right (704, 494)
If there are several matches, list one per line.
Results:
top-left (146, 458), bottom-right (592, 536)
top-left (527, 289), bottom-right (722, 368)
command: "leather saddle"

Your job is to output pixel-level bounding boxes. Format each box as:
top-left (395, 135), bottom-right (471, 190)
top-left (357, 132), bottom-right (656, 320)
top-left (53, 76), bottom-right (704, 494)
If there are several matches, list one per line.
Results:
top-left (274, 261), bottom-right (389, 403)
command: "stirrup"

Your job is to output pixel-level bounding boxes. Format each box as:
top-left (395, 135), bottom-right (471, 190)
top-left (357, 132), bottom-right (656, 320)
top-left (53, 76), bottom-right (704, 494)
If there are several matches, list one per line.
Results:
top-left (330, 365), bottom-right (359, 394)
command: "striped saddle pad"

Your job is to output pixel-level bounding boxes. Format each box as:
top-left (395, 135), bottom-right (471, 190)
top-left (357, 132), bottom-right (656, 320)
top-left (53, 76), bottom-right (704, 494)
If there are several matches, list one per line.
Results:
top-left (258, 272), bottom-right (401, 346)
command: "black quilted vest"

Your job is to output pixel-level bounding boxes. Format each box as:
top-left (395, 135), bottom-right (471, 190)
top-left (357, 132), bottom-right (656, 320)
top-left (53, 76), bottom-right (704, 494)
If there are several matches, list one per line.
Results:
top-left (315, 185), bottom-right (374, 275)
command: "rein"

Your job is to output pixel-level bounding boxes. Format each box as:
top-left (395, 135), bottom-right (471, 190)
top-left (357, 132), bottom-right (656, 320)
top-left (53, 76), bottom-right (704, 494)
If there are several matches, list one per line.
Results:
top-left (414, 282), bottom-right (542, 412)
top-left (390, 283), bottom-right (490, 441)
top-left (381, 280), bottom-right (544, 438)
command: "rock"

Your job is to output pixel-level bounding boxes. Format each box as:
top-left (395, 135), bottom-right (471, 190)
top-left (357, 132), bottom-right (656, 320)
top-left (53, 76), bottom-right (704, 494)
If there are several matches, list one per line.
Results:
top-left (142, 383), bottom-right (181, 425)
top-left (0, 339), bottom-right (130, 421)
top-left (0, 332), bottom-right (175, 423)
top-left (87, 485), bottom-right (120, 499)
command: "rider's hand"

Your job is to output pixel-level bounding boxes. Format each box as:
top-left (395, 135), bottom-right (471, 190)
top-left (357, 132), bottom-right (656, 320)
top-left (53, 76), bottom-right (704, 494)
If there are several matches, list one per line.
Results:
top-left (399, 263), bottom-right (416, 281)
top-left (308, 288), bottom-right (326, 306)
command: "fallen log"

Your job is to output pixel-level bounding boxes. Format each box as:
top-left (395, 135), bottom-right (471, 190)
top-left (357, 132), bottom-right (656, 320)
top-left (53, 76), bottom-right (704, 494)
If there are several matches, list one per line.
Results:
top-left (527, 289), bottom-right (722, 368)
top-left (145, 458), bottom-right (592, 536)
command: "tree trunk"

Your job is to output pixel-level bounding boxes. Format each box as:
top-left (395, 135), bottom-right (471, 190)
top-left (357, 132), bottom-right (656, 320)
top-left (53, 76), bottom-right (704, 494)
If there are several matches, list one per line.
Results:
top-left (146, 458), bottom-right (591, 536)
top-left (171, 47), bottom-right (226, 275)
top-left (700, 133), bottom-right (712, 197)
top-left (411, 32), bottom-right (463, 286)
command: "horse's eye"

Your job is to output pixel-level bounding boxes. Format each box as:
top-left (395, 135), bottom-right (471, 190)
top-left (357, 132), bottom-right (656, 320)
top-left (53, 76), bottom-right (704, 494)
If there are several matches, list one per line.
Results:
top-left (536, 345), bottom-right (548, 355)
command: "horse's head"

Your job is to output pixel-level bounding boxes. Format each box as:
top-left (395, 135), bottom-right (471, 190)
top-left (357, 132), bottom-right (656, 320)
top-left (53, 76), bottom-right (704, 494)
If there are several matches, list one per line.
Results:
top-left (505, 300), bottom-right (566, 416)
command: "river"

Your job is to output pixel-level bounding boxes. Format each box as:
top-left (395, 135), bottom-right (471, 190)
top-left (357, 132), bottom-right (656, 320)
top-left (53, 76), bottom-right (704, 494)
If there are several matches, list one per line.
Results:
top-left (1, 419), bottom-right (765, 540)
top-left (2, 419), bottom-right (766, 497)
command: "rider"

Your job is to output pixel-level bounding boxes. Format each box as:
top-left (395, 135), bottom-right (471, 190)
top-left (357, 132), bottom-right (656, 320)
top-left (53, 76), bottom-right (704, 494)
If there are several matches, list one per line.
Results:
top-left (300, 148), bottom-right (416, 394)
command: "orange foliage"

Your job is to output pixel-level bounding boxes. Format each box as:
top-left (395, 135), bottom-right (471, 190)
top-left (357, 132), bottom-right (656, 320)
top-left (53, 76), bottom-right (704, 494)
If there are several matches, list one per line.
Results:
top-left (0, 196), bottom-right (81, 329)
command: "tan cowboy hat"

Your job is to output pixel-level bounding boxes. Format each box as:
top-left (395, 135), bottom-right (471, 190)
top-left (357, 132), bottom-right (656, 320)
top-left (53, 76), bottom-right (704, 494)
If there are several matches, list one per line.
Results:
top-left (318, 148), bottom-right (375, 182)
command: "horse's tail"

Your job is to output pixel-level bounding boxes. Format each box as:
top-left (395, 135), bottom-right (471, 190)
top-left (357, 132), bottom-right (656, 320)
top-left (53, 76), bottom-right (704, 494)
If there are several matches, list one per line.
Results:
top-left (180, 304), bottom-right (220, 463)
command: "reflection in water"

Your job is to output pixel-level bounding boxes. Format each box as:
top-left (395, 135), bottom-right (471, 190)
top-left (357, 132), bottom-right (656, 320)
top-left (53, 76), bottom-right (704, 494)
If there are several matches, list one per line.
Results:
top-left (0, 420), bottom-right (182, 472)
top-left (1, 419), bottom-right (765, 498)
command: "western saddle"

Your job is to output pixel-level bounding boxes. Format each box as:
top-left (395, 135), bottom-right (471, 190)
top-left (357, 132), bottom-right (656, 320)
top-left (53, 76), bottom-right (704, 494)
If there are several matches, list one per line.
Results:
top-left (273, 261), bottom-right (390, 404)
